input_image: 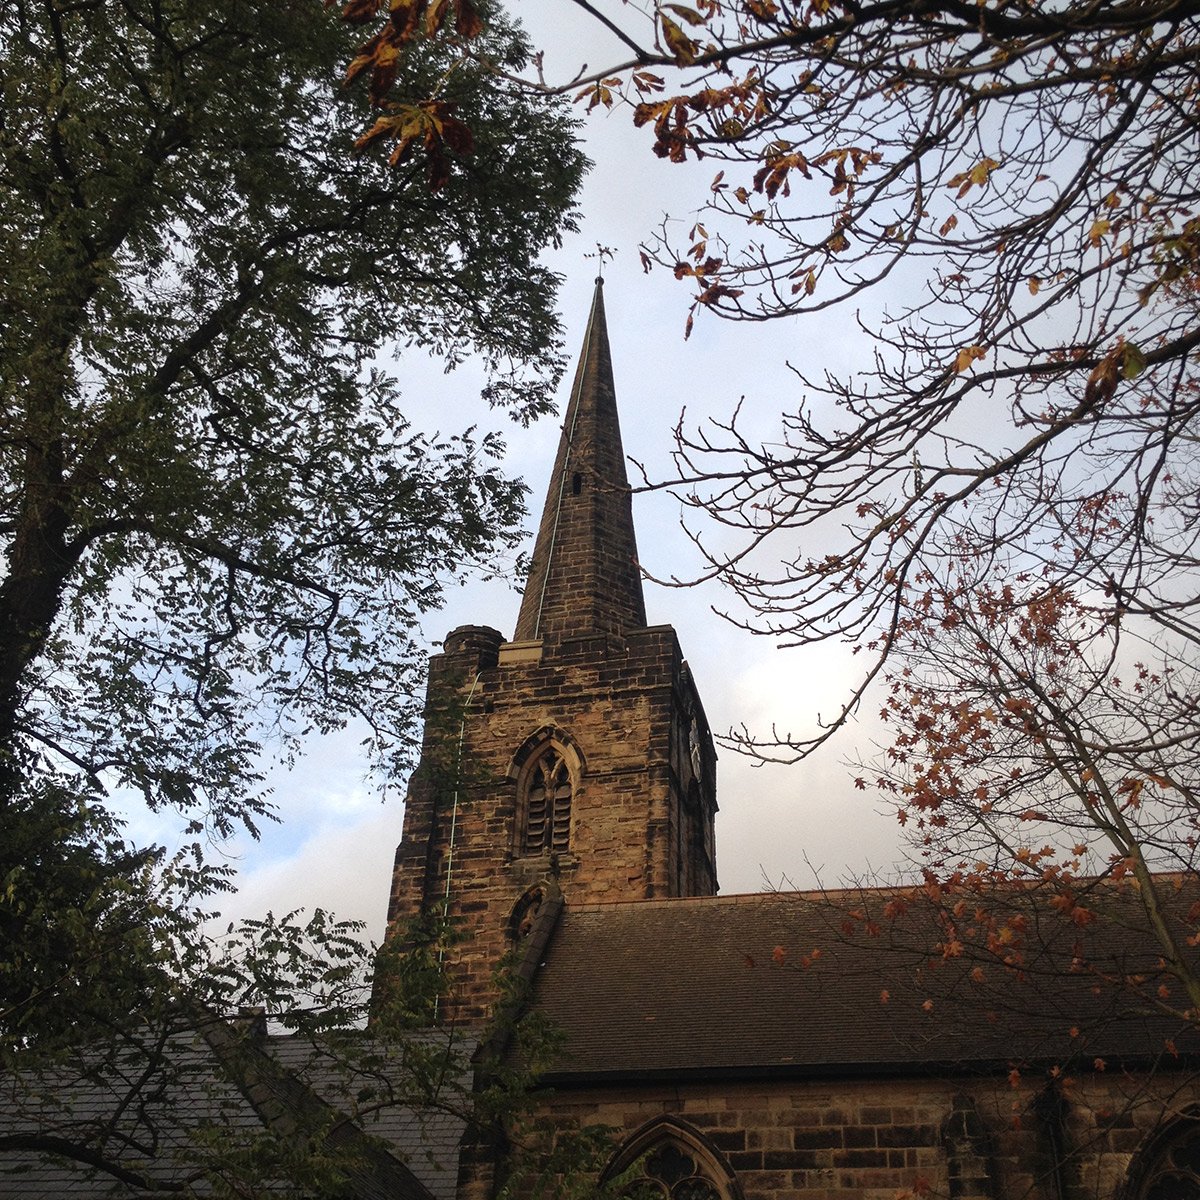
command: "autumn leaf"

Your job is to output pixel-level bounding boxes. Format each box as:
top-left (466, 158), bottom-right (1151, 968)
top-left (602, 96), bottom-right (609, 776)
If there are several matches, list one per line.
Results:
top-left (660, 13), bottom-right (699, 64)
top-left (947, 157), bottom-right (999, 198)
top-left (1084, 349), bottom-right (1120, 407)
top-left (387, 0), bottom-right (427, 43)
top-left (772, 944), bottom-right (788, 964)
top-left (339, 0), bottom-right (382, 23)
top-left (577, 82), bottom-right (615, 112)
top-left (1122, 341), bottom-right (1147, 379)
top-left (632, 71), bottom-right (666, 95)
top-left (454, 0), bottom-right (483, 37)
top-left (355, 100), bottom-right (474, 190)
top-left (880, 988), bottom-right (890, 1003)
top-left (697, 283), bottom-right (744, 306)
top-left (1088, 218), bottom-right (1111, 246)
top-left (663, 2), bottom-right (706, 24)
top-left (425, 0), bottom-right (448, 34)
top-left (953, 345), bottom-right (986, 373)
top-left (1027, 276), bottom-right (1040, 295)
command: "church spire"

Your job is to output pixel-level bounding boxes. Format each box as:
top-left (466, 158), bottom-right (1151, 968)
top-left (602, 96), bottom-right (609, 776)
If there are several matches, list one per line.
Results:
top-left (513, 278), bottom-right (647, 642)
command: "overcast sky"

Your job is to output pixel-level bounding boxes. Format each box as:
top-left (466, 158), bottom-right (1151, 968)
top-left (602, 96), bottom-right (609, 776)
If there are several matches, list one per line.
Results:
top-left (208, 2), bottom-right (912, 945)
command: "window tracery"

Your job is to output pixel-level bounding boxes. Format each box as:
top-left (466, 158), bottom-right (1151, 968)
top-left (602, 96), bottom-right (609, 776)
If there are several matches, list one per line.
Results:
top-left (603, 1118), bottom-right (741, 1200)
top-left (1130, 1117), bottom-right (1200, 1200)
top-left (624, 1143), bottom-right (721, 1199)
top-left (521, 743), bottom-right (572, 856)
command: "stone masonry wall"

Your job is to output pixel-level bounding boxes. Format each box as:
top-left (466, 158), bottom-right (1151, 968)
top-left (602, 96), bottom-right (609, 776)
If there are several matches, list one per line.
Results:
top-left (382, 622), bottom-right (717, 1025)
top-left (525, 1071), bottom-right (1200, 1200)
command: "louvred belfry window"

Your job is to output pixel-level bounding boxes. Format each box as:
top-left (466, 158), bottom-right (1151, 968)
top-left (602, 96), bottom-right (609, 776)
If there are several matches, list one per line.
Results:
top-left (523, 745), bottom-right (572, 855)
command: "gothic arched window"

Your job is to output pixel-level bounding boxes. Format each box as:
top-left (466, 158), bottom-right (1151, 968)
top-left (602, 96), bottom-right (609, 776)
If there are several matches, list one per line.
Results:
top-left (518, 741), bottom-right (574, 856)
top-left (602, 1118), bottom-right (742, 1200)
top-left (1125, 1113), bottom-right (1200, 1200)
top-left (509, 727), bottom-right (582, 859)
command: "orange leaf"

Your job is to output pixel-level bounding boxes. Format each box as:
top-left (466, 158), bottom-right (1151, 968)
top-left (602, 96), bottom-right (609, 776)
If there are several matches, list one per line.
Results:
top-left (953, 345), bottom-right (986, 373)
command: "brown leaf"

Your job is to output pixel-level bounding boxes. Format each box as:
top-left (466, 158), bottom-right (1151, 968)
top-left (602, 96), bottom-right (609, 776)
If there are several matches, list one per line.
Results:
top-left (388, 0), bottom-right (427, 42)
top-left (664, 2), bottom-right (706, 24)
top-left (455, 0), bottom-right (484, 37)
top-left (425, 0), bottom-right (448, 33)
top-left (340, 0), bottom-right (382, 23)
top-left (660, 14), bottom-right (699, 65)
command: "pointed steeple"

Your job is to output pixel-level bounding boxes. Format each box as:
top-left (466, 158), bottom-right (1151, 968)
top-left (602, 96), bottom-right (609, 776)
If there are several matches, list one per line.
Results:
top-left (514, 278), bottom-right (647, 642)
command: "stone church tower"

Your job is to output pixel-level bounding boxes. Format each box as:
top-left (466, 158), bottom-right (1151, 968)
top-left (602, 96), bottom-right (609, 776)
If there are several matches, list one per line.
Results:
top-left (382, 279), bottom-right (718, 1024)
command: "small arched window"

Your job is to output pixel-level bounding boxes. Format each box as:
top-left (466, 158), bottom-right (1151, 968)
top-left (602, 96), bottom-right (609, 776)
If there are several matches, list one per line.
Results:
top-left (522, 742), bottom-right (573, 856)
top-left (602, 1118), bottom-right (742, 1200)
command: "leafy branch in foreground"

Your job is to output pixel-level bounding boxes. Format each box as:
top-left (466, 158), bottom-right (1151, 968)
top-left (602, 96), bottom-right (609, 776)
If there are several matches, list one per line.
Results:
top-left (2, 0), bottom-right (585, 1186)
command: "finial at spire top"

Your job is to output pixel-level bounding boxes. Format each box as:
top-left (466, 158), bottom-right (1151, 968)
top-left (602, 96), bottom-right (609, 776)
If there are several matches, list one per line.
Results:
top-left (585, 243), bottom-right (616, 281)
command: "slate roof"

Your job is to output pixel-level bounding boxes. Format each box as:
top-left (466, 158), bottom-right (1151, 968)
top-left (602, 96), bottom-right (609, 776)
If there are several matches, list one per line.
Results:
top-left (529, 886), bottom-right (1200, 1084)
top-left (0, 1020), bottom-right (472, 1199)
top-left (0, 1031), bottom-right (265, 1197)
top-left (269, 1033), bottom-right (472, 1200)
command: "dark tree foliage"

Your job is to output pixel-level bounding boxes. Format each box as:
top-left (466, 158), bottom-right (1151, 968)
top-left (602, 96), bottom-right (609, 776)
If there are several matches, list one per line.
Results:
top-left (0, 0), bottom-right (584, 1136)
top-left (1, 0), bottom-right (592, 1188)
